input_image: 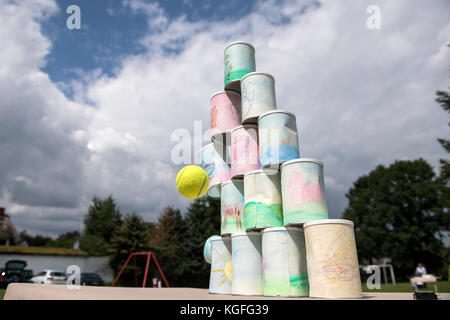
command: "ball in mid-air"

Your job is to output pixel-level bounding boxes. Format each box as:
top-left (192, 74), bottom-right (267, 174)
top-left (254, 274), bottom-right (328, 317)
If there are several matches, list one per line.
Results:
top-left (176, 165), bottom-right (209, 199)
top-left (203, 235), bottom-right (221, 264)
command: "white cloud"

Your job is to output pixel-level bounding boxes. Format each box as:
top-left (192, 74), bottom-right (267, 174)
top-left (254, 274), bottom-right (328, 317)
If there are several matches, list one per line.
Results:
top-left (0, 0), bottom-right (449, 236)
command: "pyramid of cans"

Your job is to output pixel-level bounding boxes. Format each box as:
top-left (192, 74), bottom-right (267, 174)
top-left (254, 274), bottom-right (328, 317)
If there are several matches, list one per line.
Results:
top-left (198, 42), bottom-right (363, 299)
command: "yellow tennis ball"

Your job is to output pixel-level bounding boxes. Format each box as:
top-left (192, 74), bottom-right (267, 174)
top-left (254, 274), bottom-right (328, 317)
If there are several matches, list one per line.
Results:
top-left (176, 165), bottom-right (209, 199)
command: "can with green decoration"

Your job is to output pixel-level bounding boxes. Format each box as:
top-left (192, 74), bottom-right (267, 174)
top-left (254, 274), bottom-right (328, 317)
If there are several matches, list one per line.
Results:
top-left (224, 41), bottom-right (256, 93)
top-left (261, 227), bottom-right (308, 297)
top-left (243, 169), bottom-right (284, 231)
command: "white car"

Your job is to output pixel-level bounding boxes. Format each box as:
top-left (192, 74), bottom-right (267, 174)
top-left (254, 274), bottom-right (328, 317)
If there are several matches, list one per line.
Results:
top-left (31, 270), bottom-right (67, 285)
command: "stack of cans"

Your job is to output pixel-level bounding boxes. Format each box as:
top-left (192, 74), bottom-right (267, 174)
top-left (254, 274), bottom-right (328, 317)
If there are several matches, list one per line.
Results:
top-left (199, 42), bottom-right (362, 299)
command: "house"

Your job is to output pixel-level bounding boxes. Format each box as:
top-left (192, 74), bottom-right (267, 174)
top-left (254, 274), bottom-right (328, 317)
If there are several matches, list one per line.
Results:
top-left (0, 208), bottom-right (19, 246)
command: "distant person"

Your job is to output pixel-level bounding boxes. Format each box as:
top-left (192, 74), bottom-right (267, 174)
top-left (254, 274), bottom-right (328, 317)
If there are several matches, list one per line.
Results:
top-left (414, 263), bottom-right (427, 288)
top-left (152, 277), bottom-right (157, 288)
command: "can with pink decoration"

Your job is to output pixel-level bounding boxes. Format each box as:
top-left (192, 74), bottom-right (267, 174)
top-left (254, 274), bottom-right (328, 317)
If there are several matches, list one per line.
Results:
top-left (280, 158), bottom-right (328, 225)
top-left (210, 91), bottom-right (242, 144)
top-left (230, 124), bottom-right (259, 180)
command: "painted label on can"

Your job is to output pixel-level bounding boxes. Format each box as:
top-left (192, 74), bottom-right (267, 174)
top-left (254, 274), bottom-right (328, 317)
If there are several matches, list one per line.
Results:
top-left (201, 142), bottom-right (231, 198)
top-left (241, 73), bottom-right (276, 123)
top-left (244, 170), bottom-right (283, 230)
top-left (281, 160), bottom-right (328, 225)
top-left (304, 221), bottom-right (362, 298)
top-left (258, 112), bottom-right (300, 168)
top-left (209, 237), bottom-right (233, 294)
top-left (262, 228), bottom-right (308, 297)
top-left (231, 233), bottom-right (263, 295)
top-left (224, 43), bottom-right (256, 86)
top-left (203, 235), bottom-right (221, 264)
top-left (221, 181), bottom-right (245, 235)
top-left (230, 125), bottom-right (259, 178)
top-left (211, 91), bottom-right (242, 139)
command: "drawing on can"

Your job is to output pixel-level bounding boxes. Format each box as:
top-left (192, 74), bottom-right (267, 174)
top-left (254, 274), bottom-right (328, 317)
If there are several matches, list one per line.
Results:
top-left (220, 181), bottom-right (245, 235)
top-left (210, 91), bottom-right (241, 143)
top-left (230, 125), bottom-right (259, 179)
top-left (224, 42), bottom-right (256, 93)
top-left (281, 159), bottom-right (328, 225)
top-left (258, 110), bottom-right (300, 169)
top-left (303, 220), bottom-right (362, 298)
top-left (231, 232), bottom-right (263, 295)
top-left (262, 227), bottom-right (308, 297)
top-left (209, 237), bottom-right (233, 294)
top-left (241, 72), bottom-right (276, 124)
top-left (204, 142), bottom-right (231, 198)
top-left (244, 170), bottom-right (283, 230)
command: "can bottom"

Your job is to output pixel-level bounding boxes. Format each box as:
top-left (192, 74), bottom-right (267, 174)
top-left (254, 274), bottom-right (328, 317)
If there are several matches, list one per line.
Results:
top-left (211, 131), bottom-right (231, 145)
top-left (285, 222), bottom-right (306, 228)
top-left (231, 174), bottom-right (244, 181)
top-left (224, 80), bottom-right (241, 94)
top-left (242, 116), bottom-right (258, 125)
top-left (231, 292), bottom-right (263, 296)
top-left (245, 227), bottom-right (265, 232)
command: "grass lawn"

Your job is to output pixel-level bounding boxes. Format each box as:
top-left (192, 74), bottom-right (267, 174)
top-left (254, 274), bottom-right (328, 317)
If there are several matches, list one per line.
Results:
top-left (363, 281), bottom-right (450, 293)
top-left (0, 289), bottom-right (5, 300)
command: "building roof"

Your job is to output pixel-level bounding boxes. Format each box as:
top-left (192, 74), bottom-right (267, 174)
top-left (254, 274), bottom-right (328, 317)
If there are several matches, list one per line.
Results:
top-left (0, 245), bottom-right (88, 256)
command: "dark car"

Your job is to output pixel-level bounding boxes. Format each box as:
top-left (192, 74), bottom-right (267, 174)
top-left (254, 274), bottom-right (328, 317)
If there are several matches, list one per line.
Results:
top-left (0, 260), bottom-right (30, 288)
top-left (80, 273), bottom-right (104, 286)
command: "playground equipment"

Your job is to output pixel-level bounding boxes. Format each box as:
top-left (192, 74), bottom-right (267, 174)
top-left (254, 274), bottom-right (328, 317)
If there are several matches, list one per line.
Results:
top-left (112, 252), bottom-right (169, 288)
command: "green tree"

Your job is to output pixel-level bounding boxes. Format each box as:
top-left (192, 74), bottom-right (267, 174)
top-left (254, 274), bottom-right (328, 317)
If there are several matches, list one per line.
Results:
top-left (343, 159), bottom-right (448, 280)
top-left (148, 206), bottom-right (188, 286)
top-left (182, 197), bottom-right (221, 288)
top-left (19, 230), bottom-right (52, 247)
top-left (80, 195), bottom-right (122, 255)
top-left (46, 231), bottom-right (80, 249)
top-left (109, 213), bottom-right (153, 285)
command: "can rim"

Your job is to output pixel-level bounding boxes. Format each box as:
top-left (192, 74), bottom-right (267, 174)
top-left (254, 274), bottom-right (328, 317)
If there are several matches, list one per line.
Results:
top-left (231, 124), bottom-right (259, 132)
top-left (231, 231), bottom-right (261, 238)
top-left (262, 226), bottom-right (302, 233)
top-left (221, 180), bottom-right (242, 187)
top-left (243, 169), bottom-right (265, 176)
top-left (281, 158), bottom-right (324, 168)
top-left (258, 109), bottom-right (296, 120)
top-left (303, 219), bottom-right (354, 228)
top-left (210, 90), bottom-right (241, 101)
top-left (210, 236), bottom-right (231, 242)
top-left (241, 72), bottom-right (275, 83)
top-left (224, 41), bottom-right (255, 53)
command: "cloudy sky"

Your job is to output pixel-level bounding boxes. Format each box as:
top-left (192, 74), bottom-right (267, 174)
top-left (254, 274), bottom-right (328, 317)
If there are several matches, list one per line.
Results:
top-left (0, 0), bottom-right (449, 237)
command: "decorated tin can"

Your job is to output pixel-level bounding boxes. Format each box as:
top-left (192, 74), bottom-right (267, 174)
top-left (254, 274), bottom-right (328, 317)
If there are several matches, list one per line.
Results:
top-left (281, 158), bottom-right (328, 225)
top-left (224, 41), bottom-right (256, 93)
top-left (261, 227), bottom-right (308, 297)
top-left (209, 236), bottom-right (233, 294)
top-left (230, 124), bottom-right (259, 180)
top-left (258, 110), bottom-right (300, 171)
top-left (210, 91), bottom-right (242, 144)
top-left (303, 219), bottom-right (362, 299)
top-left (220, 180), bottom-right (245, 236)
top-left (231, 232), bottom-right (263, 296)
top-left (241, 72), bottom-right (277, 124)
top-left (243, 169), bottom-right (283, 231)
top-left (203, 235), bottom-right (221, 264)
top-left (196, 142), bottom-right (231, 199)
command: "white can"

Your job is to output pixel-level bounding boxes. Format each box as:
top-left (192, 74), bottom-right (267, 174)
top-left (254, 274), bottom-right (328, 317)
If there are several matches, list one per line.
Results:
top-left (262, 227), bottom-right (308, 297)
top-left (231, 232), bottom-right (263, 295)
top-left (303, 219), bottom-right (362, 299)
top-left (209, 236), bottom-right (233, 294)
top-left (241, 72), bottom-right (277, 124)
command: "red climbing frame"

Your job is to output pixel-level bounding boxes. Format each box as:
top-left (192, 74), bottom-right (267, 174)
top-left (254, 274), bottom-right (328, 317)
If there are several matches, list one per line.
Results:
top-left (112, 251), bottom-right (169, 288)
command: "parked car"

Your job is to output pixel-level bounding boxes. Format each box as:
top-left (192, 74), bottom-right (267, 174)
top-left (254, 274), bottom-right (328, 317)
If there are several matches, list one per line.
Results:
top-left (80, 273), bottom-right (104, 286)
top-left (31, 270), bottom-right (67, 285)
top-left (0, 260), bottom-right (29, 288)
